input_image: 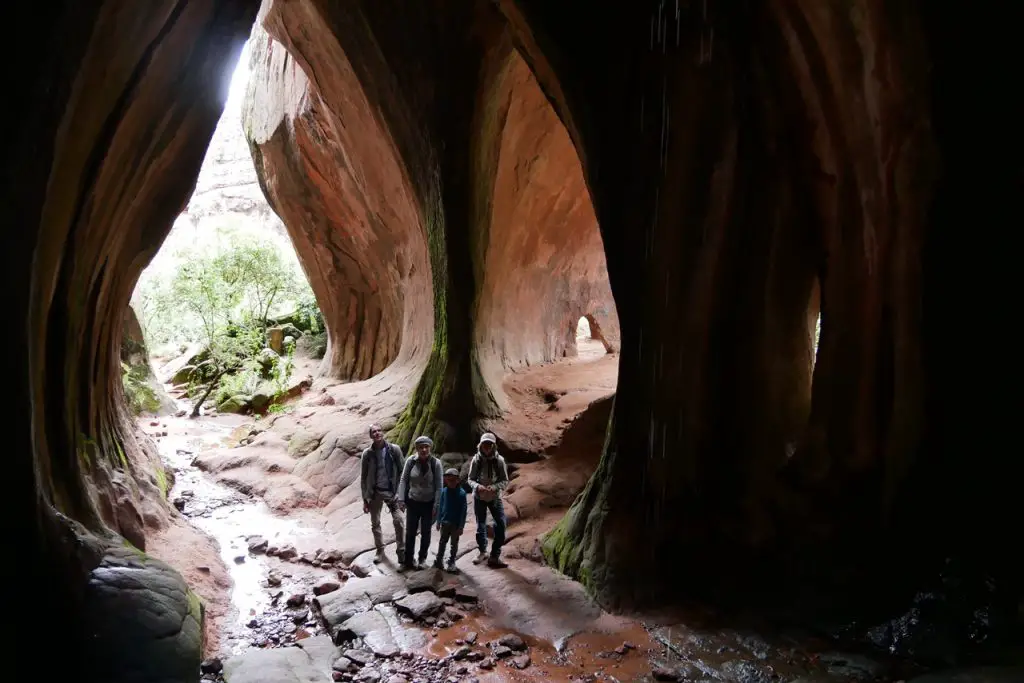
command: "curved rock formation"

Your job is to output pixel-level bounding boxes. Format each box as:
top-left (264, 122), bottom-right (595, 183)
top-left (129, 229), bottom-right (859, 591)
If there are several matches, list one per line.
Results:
top-left (9, 0), bottom-right (258, 678)
top-left (243, 11), bottom-right (434, 383)
top-left (9, 0), bottom-right (1022, 676)
top-left (471, 51), bottom-right (619, 414)
top-left (506, 0), bottom-right (1021, 628)
top-left (244, 2), bottom-right (620, 447)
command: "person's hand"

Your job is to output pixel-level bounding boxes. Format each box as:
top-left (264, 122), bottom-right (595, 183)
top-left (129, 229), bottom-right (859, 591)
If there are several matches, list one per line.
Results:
top-left (398, 502), bottom-right (406, 512)
top-left (432, 508), bottom-right (438, 522)
top-left (363, 501), bottom-right (370, 514)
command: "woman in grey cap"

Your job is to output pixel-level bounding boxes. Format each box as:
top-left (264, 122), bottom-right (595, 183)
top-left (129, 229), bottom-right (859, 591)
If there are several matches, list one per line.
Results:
top-left (396, 435), bottom-right (443, 569)
top-left (468, 432), bottom-right (509, 568)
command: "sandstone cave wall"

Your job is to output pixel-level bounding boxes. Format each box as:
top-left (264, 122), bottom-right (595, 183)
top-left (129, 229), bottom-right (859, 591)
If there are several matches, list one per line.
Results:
top-left (243, 13), bottom-right (434, 382)
top-left (471, 51), bottom-right (620, 413)
top-left (502, 0), bottom-right (1021, 623)
top-left (244, 0), bottom-right (514, 448)
top-left (7, 0), bottom-right (258, 678)
top-left (246, 0), bottom-right (621, 440)
top-left (7, 0), bottom-right (1020, 672)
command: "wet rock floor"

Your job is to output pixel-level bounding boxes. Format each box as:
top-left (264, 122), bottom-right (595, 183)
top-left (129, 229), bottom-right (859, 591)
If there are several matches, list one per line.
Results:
top-left (149, 415), bottom-right (1018, 683)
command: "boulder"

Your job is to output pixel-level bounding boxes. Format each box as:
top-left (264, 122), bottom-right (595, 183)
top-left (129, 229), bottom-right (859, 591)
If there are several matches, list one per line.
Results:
top-left (266, 326), bottom-right (285, 354)
top-left (314, 580), bottom-right (341, 596)
top-left (394, 592), bottom-right (444, 619)
top-left (405, 569), bottom-right (443, 594)
top-left (511, 654), bottom-right (531, 669)
top-left (247, 536), bottom-right (268, 553)
top-left (313, 574), bottom-right (408, 633)
top-left (83, 544), bottom-right (203, 683)
top-left (256, 347), bottom-right (279, 375)
top-left (497, 633), bottom-right (526, 651)
top-left (250, 391), bottom-right (273, 412)
top-left (217, 394), bottom-right (251, 414)
top-left (170, 364), bottom-right (196, 385)
top-left (337, 610), bottom-right (399, 656)
top-left (343, 649), bottom-right (374, 667)
top-left (267, 310), bottom-right (316, 333)
top-left (281, 322), bottom-right (303, 339)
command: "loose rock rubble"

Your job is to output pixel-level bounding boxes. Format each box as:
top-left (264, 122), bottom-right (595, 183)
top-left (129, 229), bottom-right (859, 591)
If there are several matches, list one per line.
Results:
top-left (213, 563), bottom-right (548, 683)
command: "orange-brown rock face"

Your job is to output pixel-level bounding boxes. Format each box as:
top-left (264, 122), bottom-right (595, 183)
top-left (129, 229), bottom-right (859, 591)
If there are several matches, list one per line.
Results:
top-left (244, 14), bottom-right (434, 382)
top-left (8, 1), bottom-right (257, 677)
top-left (8, 0), bottom-right (1022, 673)
top-left (242, 0), bottom-right (619, 445)
top-left (473, 52), bottom-right (619, 412)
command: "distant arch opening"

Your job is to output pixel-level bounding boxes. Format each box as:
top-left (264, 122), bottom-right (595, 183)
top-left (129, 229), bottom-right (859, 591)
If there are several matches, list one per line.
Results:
top-left (575, 314), bottom-right (612, 358)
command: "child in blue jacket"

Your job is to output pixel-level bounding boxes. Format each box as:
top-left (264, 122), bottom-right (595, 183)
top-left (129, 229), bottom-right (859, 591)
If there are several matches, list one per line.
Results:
top-left (433, 467), bottom-right (468, 572)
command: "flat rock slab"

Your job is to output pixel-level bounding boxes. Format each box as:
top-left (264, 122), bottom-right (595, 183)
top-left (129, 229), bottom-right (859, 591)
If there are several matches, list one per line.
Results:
top-left (457, 558), bottom-right (612, 644)
top-left (224, 635), bottom-right (334, 682)
top-left (339, 610), bottom-right (399, 657)
top-left (314, 574), bottom-right (408, 630)
top-left (405, 569), bottom-right (443, 593)
top-left (395, 592), bottom-right (445, 619)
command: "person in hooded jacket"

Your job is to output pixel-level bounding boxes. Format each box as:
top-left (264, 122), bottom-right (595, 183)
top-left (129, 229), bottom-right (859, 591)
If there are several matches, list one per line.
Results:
top-left (467, 432), bottom-right (509, 568)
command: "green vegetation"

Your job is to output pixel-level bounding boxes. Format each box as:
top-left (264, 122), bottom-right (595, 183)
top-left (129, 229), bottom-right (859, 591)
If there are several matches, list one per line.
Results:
top-left (133, 225), bottom-right (322, 416)
top-left (121, 361), bottom-right (161, 415)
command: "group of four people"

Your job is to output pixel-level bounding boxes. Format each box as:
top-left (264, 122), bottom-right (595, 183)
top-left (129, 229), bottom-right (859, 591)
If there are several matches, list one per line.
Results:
top-left (359, 423), bottom-right (510, 571)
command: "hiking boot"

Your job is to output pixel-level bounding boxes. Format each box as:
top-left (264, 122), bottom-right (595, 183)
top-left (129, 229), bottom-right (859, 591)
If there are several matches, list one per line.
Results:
top-left (396, 549), bottom-right (406, 565)
top-left (417, 558), bottom-right (428, 570)
top-left (487, 556), bottom-right (508, 569)
top-left (372, 549), bottom-right (386, 564)
top-left (472, 551), bottom-right (488, 565)
top-left (432, 557), bottom-right (444, 570)
top-left (445, 559), bottom-right (459, 574)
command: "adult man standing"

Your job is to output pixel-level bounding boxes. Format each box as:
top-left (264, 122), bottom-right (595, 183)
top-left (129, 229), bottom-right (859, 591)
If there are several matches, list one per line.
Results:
top-left (360, 423), bottom-right (405, 564)
top-left (468, 432), bottom-right (509, 568)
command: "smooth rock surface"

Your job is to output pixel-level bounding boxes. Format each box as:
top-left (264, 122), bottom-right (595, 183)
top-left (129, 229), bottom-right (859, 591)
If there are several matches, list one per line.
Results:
top-left (83, 545), bottom-right (204, 683)
top-left (224, 634), bottom-right (335, 682)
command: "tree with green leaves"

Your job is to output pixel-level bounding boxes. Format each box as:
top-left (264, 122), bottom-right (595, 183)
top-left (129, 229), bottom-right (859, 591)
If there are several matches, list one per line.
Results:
top-left (134, 231), bottom-right (316, 416)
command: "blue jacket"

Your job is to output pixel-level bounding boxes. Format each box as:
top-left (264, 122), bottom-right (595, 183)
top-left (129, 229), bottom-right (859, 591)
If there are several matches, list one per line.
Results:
top-left (437, 485), bottom-right (468, 529)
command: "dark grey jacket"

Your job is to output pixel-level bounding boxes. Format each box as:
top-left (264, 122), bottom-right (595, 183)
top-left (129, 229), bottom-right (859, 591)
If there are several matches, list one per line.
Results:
top-left (360, 442), bottom-right (404, 503)
top-left (468, 451), bottom-right (509, 498)
top-left (397, 455), bottom-right (443, 512)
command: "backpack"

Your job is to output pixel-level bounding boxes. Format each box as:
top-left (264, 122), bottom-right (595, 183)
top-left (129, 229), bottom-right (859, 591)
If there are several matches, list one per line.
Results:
top-left (405, 456), bottom-right (438, 503)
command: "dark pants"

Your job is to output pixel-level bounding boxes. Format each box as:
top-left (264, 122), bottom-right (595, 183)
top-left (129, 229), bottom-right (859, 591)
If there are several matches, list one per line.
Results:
top-left (474, 497), bottom-right (507, 558)
top-left (404, 499), bottom-right (433, 564)
top-left (436, 523), bottom-right (460, 564)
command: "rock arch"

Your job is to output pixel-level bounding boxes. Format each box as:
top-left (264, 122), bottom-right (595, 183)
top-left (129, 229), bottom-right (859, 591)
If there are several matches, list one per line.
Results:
top-left (470, 49), bottom-right (620, 415)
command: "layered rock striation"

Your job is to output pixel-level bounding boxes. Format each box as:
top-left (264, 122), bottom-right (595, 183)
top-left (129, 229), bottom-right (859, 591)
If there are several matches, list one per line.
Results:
top-left (8, 0), bottom-right (1021, 677)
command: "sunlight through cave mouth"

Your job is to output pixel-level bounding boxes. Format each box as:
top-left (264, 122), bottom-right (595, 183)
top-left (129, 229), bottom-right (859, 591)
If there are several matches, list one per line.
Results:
top-left (126, 40), bottom-right (324, 420)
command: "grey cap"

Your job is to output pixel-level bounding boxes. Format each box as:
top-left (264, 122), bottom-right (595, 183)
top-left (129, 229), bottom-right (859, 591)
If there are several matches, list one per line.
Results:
top-left (479, 432), bottom-right (497, 445)
top-left (413, 435), bottom-right (433, 447)
top-left (444, 468), bottom-right (460, 477)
